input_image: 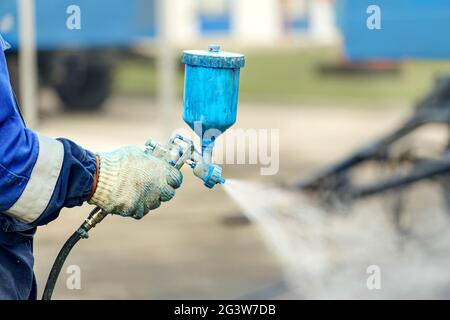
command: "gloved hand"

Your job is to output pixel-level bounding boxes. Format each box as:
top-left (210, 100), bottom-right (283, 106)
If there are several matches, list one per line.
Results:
top-left (88, 146), bottom-right (183, 219)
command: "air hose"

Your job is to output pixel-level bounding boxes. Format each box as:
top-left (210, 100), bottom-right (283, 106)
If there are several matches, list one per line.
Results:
top-left (42, 206), bottom-right (108, 300)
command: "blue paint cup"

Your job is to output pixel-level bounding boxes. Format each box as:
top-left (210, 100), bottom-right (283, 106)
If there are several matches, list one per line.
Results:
top-left (182, 45), bottom-right (245, 163)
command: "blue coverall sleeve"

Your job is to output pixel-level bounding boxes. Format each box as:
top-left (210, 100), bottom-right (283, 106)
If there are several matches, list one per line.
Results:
top-left (0, 36), bottom-right (96, 229)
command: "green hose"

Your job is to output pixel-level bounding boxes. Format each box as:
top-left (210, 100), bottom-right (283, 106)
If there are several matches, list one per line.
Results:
top-left (42, 207), bottom-right (108, 300)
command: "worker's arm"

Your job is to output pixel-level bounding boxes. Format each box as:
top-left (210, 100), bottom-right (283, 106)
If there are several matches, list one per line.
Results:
top-left (0, 50), bottom-right (97, 226)
top-left (0, 34), bottom-right (181, 227)
top-left (0, 34), bottom-right (97, 226)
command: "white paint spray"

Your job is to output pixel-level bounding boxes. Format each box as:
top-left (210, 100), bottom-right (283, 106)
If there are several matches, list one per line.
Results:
top-left (223, 179), bottom-right (450, 299)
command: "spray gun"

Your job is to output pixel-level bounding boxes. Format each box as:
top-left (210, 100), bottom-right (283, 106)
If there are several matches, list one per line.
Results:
top-left (145, 44), bottom-right (245, 188)
top-left (42, 45), bottom-right (245, 300)
top-left (146, 44), bottom-right (245, 188)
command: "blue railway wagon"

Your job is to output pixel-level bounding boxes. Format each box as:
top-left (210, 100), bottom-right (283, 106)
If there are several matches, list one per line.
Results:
top-left (0, 0), bottom-right (157, 109)
top-left (336, 0), bottom-right (450, 61)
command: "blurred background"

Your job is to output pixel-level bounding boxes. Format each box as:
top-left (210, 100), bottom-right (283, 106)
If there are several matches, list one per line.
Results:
top-left (3, 0), bottom-right (450, 299)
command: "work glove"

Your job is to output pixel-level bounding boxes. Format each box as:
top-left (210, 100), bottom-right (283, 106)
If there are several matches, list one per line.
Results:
top-left (88, 146), bottom-right (183, 219)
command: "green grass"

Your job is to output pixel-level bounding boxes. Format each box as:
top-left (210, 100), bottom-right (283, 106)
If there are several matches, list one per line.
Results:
top-left (114, 48), bottom-right (450, 107)
top-left (114, 61), bottom-right (160, 97)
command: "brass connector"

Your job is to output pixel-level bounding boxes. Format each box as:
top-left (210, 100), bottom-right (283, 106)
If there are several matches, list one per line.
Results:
top-left (78, 207), bottom-right (109, 238)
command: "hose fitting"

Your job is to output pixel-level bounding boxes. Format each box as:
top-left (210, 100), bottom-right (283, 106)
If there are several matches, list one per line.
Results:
top-left (80, 207), bottom-right (109, 237)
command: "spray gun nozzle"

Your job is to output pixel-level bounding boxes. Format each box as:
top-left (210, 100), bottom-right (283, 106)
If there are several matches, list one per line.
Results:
top-left (193, 162), bottom-right (225, 188)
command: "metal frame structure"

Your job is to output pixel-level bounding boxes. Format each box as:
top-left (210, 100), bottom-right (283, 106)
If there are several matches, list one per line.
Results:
top-left (298, 76), bottom-right (450, 205)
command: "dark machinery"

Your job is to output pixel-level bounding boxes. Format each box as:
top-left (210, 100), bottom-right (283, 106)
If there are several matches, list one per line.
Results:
top-left (298, 76), bottom-right (450, 231)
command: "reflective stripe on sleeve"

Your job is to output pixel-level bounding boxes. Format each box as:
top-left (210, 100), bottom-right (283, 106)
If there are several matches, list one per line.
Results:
top-left (6, 134), bottom-right (64, 223)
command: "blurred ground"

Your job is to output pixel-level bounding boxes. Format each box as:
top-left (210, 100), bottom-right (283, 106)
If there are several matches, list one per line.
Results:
top-left (33, 93), bottom-right (410, 299)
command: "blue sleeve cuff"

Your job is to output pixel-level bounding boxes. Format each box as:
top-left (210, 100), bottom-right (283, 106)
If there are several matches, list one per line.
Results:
top-left (31, 139), bottom-right (97, 226)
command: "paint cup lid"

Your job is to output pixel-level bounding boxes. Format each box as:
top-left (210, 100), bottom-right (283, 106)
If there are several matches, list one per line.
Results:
top-left (182, 45), bottom-right (245, 69)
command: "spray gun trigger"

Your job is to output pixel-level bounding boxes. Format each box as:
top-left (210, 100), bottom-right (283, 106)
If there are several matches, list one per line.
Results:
top-left (145, 138), bottom-right (157, 153)
top-left (146, 134), bottom-right (225, 188)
